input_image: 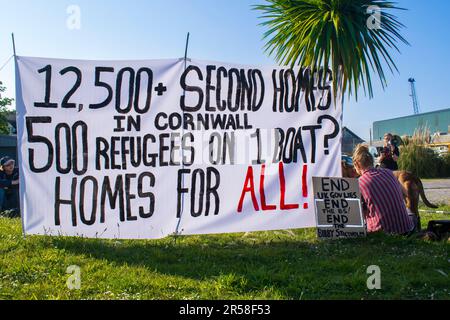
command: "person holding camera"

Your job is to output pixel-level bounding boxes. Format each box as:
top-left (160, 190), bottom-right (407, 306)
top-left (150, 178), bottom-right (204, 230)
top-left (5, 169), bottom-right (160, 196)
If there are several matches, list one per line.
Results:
top-left (380, 133), bottom-right (400, 171)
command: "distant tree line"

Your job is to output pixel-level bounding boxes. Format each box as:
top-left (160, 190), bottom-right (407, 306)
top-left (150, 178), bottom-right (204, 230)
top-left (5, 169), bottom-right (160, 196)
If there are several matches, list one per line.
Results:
top-left (0, 81), bottom-right (14, 135)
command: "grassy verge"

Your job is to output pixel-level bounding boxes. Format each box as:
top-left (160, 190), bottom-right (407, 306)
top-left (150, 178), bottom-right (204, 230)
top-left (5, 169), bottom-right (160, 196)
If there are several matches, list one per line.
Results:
top-left (419, 203), bottom-right (450, 213)
top-left (0, 211), bottom-right (449, 300)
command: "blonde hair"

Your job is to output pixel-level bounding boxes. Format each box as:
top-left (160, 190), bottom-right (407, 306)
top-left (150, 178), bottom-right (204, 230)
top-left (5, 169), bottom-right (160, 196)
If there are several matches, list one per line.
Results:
top-left (352, 144), bottom-right (374, 169)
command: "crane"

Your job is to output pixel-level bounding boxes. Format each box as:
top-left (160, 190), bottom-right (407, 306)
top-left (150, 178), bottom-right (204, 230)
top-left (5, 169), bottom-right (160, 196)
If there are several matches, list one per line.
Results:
top-left (408, 78), bottom-right (420, 115)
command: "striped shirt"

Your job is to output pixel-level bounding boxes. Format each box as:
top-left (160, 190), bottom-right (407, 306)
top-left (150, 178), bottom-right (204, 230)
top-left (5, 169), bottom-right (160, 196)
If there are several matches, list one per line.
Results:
top-left (359, 168), bottom-right (414, 235)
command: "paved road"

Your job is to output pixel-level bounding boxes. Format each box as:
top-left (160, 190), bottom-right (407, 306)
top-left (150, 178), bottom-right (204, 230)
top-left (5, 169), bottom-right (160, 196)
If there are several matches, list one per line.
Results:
top-left (422, 179), bottom-right (450, 206)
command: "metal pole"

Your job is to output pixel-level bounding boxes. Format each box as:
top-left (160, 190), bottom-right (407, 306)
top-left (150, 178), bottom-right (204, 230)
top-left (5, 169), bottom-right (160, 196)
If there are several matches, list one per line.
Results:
top-left (11, 33), bottom-right (17, 57)
top-left (11, 33), bottom-right (26, 239)
top-left (174, 32), bottom-right (190, 239)
top-left (184, 32), bottom-right (190, 70)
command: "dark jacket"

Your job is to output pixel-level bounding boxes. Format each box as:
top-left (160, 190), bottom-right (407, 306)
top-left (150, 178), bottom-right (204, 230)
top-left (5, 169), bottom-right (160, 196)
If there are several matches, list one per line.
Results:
top-left (0, 168), bottom-right (19, 189)
top-left (380, 146), bottom-right (400, 171)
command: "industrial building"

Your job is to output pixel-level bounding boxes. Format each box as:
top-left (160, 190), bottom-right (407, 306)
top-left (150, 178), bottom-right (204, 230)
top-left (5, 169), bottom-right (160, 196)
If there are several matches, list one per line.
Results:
top-left (373, 108), bottom-right (450, 154)
top-left (373, 108), bottom-right (450, 140)
top-left (342, 127), bottom-right (365, 155)
top-left (0, 135), bottom-right (17, 161)
top-left (0, 114), bottom-right (17, 161)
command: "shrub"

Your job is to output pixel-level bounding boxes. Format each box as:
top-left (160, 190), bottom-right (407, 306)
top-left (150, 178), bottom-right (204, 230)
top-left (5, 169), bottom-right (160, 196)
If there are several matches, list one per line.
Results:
top-left (0, 81), bottom-right (14, 135)
top-left (398, 144), bottom-right (440, 178)
top-left (438, 152), bottom-right (450, 178)
top-left (398, 129), bottom-right (444, 178)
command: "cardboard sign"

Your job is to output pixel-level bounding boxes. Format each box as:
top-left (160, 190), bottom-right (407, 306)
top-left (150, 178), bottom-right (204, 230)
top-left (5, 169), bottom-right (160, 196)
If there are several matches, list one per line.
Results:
top-left (312, 177), bottom-right (366, 239)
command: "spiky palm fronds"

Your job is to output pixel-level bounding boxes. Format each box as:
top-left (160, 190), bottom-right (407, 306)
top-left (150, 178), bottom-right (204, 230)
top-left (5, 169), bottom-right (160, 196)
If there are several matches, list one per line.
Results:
top-left (255, 0), bottom-right (409, 99)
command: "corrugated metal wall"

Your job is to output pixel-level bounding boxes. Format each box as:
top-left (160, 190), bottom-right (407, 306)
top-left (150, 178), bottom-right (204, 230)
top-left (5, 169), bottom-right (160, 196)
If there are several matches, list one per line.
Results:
top-left (373, 108), bottom-right (450, 141)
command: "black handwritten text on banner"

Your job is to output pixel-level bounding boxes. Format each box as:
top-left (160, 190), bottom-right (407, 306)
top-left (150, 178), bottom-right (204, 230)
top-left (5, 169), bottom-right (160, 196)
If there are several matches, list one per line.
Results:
top-left (15, 57), bottom-right (342, 239)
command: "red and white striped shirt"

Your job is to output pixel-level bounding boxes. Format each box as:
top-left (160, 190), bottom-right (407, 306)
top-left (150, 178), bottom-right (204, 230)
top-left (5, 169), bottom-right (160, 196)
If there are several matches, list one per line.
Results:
top-left (358, 168), bottom-right (414, 234)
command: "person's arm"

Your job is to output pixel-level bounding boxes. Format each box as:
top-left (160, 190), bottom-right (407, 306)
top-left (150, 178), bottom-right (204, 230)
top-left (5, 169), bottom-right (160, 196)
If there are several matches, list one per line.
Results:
top-left (379, 147), bottom-right (388, 162)
top-left (361, 195), bottom-right (369, 216)
top-left (0, 179), bottom-right (12, 188)
top-left (392, 146), bottom-right (400, 162)
top-left (359, 180), bottom-right (369, 217)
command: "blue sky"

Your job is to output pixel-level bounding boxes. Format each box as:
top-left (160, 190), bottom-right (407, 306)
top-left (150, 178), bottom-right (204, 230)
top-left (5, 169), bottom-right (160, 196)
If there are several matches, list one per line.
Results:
top-left (0, 0), bottom-right (449, 140)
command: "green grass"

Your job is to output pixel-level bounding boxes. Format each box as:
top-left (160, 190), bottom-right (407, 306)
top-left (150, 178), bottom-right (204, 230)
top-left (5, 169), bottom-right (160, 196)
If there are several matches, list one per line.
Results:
top-left (419, 203), bottom-right (450, 213)
top-left (0, 211), bottom-right (449, 300)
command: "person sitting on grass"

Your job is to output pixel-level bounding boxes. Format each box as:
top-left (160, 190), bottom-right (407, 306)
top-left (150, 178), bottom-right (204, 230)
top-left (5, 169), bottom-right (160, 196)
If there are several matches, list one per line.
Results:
top-left (0, 156), bottom-right (20, 217)
top-left (352, 144), bottom-right (415, 235)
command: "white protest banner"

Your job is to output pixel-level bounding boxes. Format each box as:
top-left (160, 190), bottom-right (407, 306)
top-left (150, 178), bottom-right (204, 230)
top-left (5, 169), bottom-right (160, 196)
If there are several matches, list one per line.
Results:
top-left (15, 56), bottom-right (342, 239)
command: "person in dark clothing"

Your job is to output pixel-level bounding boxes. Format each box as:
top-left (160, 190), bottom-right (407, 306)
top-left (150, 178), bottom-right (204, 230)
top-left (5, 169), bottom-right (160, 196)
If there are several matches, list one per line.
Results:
top-left (0, 156), bottom-right (20, 216)
top-left (380, 133), bottom-right (400, 171)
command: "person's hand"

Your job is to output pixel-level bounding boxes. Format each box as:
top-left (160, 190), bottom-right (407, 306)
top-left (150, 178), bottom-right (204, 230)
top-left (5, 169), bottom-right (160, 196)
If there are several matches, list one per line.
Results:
top-left (362, 205), bottom-right (369, 217)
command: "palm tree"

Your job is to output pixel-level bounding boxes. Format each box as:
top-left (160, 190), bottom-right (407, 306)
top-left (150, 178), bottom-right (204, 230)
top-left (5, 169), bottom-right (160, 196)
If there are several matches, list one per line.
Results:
top-left (254, 0), bottom-right (409, 99)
